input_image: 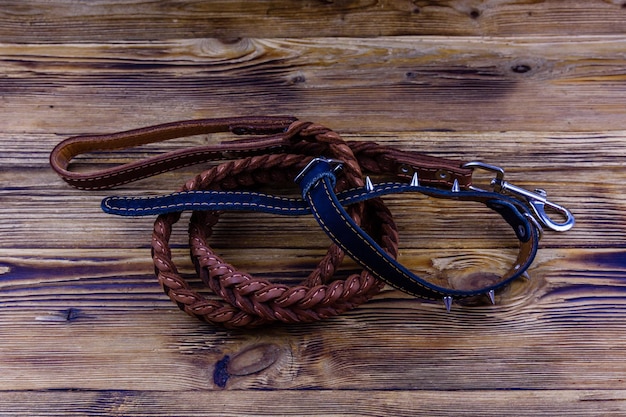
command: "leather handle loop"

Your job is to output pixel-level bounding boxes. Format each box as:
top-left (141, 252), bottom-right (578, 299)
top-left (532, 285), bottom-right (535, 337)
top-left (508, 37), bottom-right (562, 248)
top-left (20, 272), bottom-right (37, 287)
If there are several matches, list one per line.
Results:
top-left (50, 115), bottom-right (474, 191)
top-left (50, 116), bottom-right (297, 190)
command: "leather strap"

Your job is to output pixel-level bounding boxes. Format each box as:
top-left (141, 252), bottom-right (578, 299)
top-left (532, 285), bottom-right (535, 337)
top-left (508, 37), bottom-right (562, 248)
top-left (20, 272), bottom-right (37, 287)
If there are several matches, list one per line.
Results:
top-left (105, 161), bottom-right (539, 301)
top-left (50, 116), bottom-right (297, 189)
top-left (49, 116), bottom-right (473, 191)
top-left (296, 159), bottom-right (539, 300)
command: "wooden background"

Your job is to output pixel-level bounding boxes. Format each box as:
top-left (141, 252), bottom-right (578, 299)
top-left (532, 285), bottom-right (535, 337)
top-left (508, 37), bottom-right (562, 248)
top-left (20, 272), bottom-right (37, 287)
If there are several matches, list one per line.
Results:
top-left (1, 1), bottom-right (626, 416)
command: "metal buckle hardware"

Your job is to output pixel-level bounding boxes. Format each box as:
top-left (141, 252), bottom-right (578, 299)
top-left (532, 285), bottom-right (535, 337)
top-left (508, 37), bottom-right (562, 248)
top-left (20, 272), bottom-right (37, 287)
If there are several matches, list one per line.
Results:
top-left (294, 157), bottom-right (344, 184)
top-left (462, 161), bottom-right (575, 232)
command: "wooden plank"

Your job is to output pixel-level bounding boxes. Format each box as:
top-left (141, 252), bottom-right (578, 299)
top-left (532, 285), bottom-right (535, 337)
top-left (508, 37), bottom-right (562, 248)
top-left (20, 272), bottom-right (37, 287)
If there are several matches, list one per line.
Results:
top-left (1, 390), bottom-right (626, 416)
top-left (2, 130), bottom-right (624, 250)
top-left (1, 246), bottom-right (626, 392)
top-left (1, 7), bottom-right (626, 415)
top-left (1, 0), bottom-right (626, 41)
top-left (1, 36), bottom-right (625, 133)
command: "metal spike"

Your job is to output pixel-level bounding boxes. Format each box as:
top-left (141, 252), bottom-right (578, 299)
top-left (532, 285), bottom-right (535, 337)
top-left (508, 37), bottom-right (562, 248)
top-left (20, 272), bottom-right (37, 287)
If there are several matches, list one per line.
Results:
top-left (443, 296), bottom-right (453, 312)
top-left (521, 271), bottom-right (531, 281)
top-left (487, 289), bottom-right (496, 305)
top-left (365, 176), bottom-right (374, 192)
top-left (451, 179), bottom-right (460, 192)
top-left (410, 172), bottom-right (420, 187)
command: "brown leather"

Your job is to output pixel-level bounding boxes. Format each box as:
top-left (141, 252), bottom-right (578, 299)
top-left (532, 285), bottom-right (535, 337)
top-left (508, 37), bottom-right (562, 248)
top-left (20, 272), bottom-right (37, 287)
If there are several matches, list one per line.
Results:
top-left (50, 116), bottom-right (475, 327)
top-left (151, 122), bottom-right (395, 327)
top-left (50, 116), bottom-right (298, 189)
top-left (49, 116), bottom-right (473, 191)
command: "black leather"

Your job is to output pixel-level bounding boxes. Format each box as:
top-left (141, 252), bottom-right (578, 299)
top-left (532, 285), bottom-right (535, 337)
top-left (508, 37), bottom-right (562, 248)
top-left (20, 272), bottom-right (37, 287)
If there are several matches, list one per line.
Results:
top-left (297, 159), bottom-right (540, 300)
top-left (103, 158), bottom-right (540, 300)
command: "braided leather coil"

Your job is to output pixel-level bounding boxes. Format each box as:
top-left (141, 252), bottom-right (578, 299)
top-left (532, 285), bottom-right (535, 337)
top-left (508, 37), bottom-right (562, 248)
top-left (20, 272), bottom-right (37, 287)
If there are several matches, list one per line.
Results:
top-left (151, 122), bottom-right (399, 327)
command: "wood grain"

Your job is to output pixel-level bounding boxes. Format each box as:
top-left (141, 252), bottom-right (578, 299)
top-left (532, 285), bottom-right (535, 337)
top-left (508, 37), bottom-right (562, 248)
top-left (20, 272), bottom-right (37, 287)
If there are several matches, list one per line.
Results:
top-left (2, 131), bottom-right (624, 250)
top-left (1, 0), bottom-right (626, 41)
top-left (2, 247), bottom-right (626, 392)
top-left (2, 2), bottom-right (626, 415)
top-left (1, 37), bottom-right (626, 133)
top-left (0, 390), bottom-right (625, 417)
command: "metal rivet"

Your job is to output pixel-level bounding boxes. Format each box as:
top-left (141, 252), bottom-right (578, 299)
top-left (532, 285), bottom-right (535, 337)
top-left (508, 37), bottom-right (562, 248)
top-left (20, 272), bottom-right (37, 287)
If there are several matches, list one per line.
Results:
top-left (436, 169), bottom-right (451, 181)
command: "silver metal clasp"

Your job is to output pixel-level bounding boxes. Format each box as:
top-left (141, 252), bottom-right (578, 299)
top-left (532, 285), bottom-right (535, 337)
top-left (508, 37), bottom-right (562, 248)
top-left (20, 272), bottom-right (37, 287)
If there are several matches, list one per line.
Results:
top-left (462, 161), bottom-right (575, 232)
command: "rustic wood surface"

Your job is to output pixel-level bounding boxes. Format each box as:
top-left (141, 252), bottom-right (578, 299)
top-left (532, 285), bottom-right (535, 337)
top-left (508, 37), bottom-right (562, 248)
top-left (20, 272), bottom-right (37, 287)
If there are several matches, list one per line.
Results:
top-left (1, 1), bottom-right (626, 416)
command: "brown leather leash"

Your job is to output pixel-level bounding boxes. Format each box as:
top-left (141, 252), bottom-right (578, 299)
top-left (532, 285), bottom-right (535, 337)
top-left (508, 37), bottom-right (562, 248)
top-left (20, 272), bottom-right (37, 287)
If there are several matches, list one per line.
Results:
top-left (50, 116), bottom-right (472, 191)
top-left (50, 116), bottom-right (574, 327)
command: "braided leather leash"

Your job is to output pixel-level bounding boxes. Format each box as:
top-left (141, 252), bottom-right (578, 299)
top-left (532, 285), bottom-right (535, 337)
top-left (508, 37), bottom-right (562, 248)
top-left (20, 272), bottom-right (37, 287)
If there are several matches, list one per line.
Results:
top-left (52, 119), bottom-right (400, 326)
top-left (50, 116), bottom-right (574, 327)
top-left (151, 122), bottom-right (395, 327)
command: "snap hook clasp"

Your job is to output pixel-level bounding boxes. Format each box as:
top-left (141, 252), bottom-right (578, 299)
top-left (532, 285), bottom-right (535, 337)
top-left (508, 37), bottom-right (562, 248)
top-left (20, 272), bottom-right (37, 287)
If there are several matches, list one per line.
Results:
top-left (462, 161), bottom-right (575, 232)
